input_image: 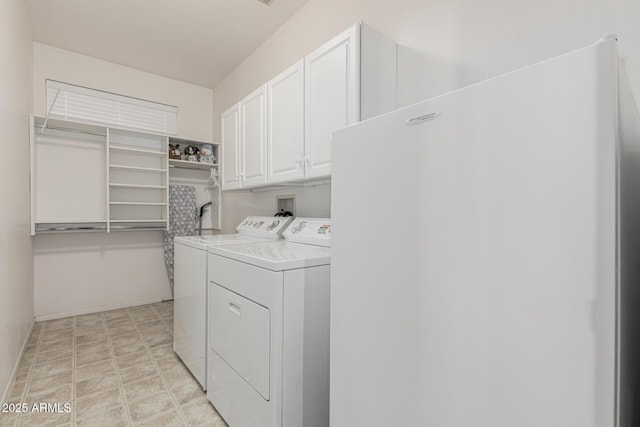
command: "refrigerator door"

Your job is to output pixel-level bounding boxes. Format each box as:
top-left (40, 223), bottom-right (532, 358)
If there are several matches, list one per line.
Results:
top-left (331, 39), bottom-right (619, 427)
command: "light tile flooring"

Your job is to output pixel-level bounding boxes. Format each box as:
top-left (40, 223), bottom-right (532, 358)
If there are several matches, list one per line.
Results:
top-left (0, 301), bottom-right (227, 427)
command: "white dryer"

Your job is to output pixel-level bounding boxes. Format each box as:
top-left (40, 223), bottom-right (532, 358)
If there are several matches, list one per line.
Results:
top-left (206, 218), bottom-right (331, 427)
top-left (173, 216), bottom-right (293, 390)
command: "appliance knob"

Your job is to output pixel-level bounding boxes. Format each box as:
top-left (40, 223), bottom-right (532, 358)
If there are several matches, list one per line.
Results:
top-left (292, 221), bottom-right (306, 234)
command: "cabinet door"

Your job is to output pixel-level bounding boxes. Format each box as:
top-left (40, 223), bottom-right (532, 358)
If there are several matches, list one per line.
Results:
top-left (221, 103), bottom-right (241, 190)
top-left (267, 60), bottom-right (305, 184)
top-left (240, 85), bottom-right (268, 188)
top-left (304, 24), bottom-right (359, 179)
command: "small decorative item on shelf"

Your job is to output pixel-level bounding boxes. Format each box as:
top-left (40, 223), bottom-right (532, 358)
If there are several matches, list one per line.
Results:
top-left (184, 145), bottom-right (200, 162)
top-left (169, 144), bottom-right (181, 160)
top-left (199, 144), bottom-right (216, 164)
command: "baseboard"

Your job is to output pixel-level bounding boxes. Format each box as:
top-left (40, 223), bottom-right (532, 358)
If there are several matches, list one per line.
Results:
top-left (0, 318), bottom-right (35, 405)
top-left (34, 297), bottom-right (167, 322)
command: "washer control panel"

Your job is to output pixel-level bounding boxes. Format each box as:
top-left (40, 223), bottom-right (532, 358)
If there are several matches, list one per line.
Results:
top-left (283, 218), bottom-right (331, 247)
top-left (236, 216), bottom-right (293, 239)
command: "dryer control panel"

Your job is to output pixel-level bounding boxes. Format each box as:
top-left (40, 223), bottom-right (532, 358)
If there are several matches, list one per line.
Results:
top-left (236, 216), bottom-right (293, 239)
top-left (283, 218), bottom-right (331, 247)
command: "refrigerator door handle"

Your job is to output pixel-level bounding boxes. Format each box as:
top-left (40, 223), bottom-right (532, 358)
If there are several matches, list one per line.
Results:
top-left (405, 112), bottom-right (440, 125)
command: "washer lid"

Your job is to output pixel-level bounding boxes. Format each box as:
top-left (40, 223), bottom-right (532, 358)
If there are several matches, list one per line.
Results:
top-left (173, 216), bottom-right (292, 250)
top-left (208, 240), bottom-right (331, 272)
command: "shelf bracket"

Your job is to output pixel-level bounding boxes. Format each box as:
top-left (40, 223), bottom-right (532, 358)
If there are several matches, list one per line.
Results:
top-left (41, 88), bottom-right (61, 133)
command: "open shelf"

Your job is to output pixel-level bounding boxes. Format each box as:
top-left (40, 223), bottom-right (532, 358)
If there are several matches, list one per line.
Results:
top-left (169, 159), bottom-right (217, 170)
top-left (109, 183), bottom-right (168, 190)
top-left (109, 225), bottom-right (168, 232)
top-left (109, 164), bottom-right (167, 174)
top-left (109, 202), bottom-right (167, 206)
top-left (29, 115), bottom-right (220, 233)
top-left (109, 145), bottom-right (166, 156)
top-left (110, 219), bottom-right (168, 223)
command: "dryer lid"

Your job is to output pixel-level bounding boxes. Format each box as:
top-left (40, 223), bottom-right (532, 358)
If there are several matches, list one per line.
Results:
top-left (208, 240), bottom-right (330, 271)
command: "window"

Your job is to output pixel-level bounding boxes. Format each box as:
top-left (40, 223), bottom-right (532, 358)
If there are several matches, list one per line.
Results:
top-left (46, 80), bottom-right (178, 135)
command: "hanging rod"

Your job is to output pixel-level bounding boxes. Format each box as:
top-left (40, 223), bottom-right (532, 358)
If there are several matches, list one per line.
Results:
top-left (35, 225), bottom-right (107, 233)
top-left (34, 223), bottom-right (167, 233)
top-left (110, 225), bottom-right (168, 231)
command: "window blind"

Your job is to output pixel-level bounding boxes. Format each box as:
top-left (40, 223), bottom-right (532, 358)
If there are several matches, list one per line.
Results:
top-left (46, 80), bottom-right (178, 135)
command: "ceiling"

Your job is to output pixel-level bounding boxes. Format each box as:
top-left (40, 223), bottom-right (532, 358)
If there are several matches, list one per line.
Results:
top-left (24, 0), bottom-right (310, 89)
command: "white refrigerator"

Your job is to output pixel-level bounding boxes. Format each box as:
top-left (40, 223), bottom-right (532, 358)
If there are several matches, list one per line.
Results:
top-left (330, 36), bottom-right (640, 427)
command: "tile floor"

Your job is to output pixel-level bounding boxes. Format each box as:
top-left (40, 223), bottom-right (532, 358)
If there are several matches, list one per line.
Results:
top-left (0, 301), bottom-right (227, 427)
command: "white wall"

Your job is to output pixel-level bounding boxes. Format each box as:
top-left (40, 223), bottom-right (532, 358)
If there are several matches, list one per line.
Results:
top-left (0, 0), bottom-right (34, 402)
top-left (213, 0), bottom-right (640, 232)
top-left (222, 184), bottom-right (331, 231)
top-left (33, 232), bottom-right (172, 319)
top-left (32, 44), bottom-right (215, 319)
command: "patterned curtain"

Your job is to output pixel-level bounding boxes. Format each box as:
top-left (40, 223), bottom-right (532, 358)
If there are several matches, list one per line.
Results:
top-left (164, 185), bottom-right (197, 294)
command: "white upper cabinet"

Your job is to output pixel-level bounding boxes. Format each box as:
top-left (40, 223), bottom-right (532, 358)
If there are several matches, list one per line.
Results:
top-left (304, 23), bottom-right (397, 180)
top-left (240, 85), bottom-right (268, 188)
top-left (221, 103), bottom-right (241, 190)
top-left (220, 22), bottom-right (396, 190)
top-left (358, 23), bottom-right (398, 121)
top-left (222, 87), bottom-right (268, 190)
top-left (304, 25), bottom-right (359, 179)
top-left (267, 60), bottom-right (305, 184)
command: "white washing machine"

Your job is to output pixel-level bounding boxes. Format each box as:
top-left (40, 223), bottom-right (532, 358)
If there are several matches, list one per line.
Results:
top-left (206, 218), bottom-right (331, 427)
top-left (173, 216), bottom-right (293, 390)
